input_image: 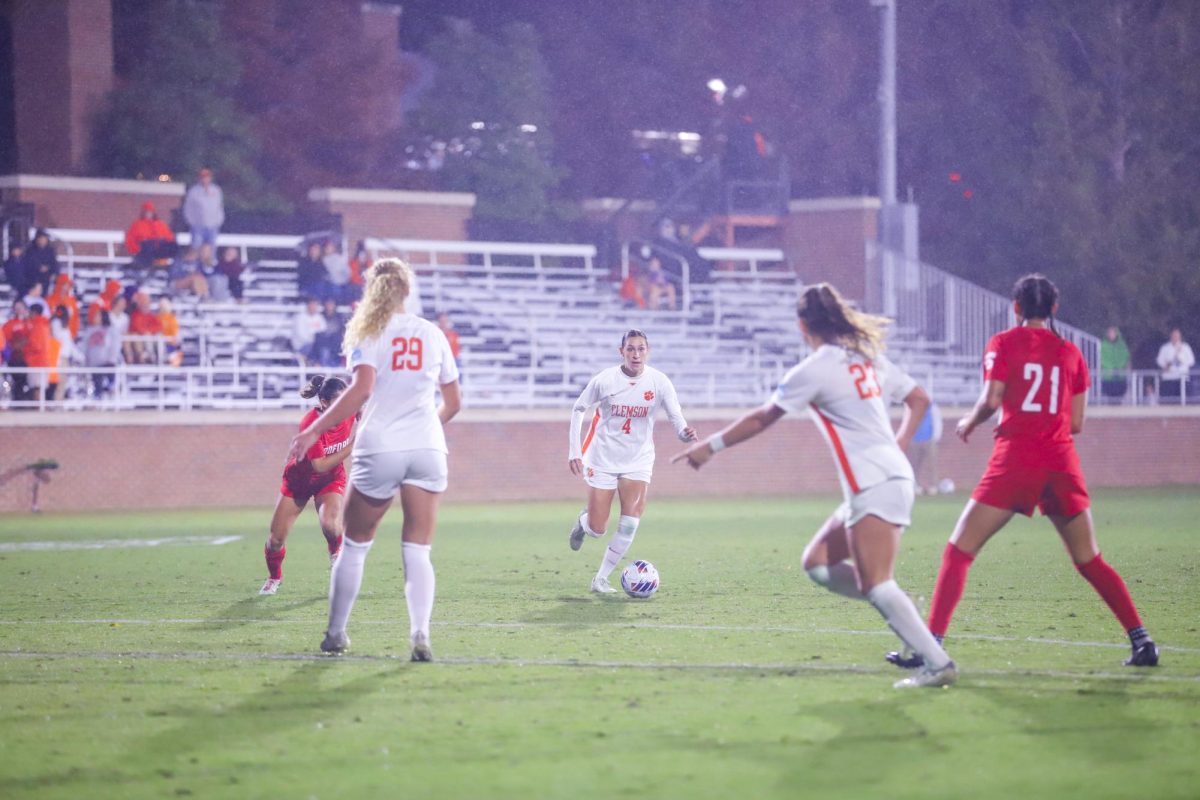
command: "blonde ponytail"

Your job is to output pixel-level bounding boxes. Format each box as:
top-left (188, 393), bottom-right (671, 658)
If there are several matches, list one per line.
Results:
top-left (797, 282), bottom-right (891, 359)
top-left (342, 258), bottom-right (413, 354)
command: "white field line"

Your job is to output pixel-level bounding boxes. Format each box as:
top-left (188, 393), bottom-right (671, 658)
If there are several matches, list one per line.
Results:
top-left (1, 617), bottom-right (1198, 655)
top-left (0, 535), bottom-right (243, 552)
top-left (0, 648), bottom-right (1197, 684)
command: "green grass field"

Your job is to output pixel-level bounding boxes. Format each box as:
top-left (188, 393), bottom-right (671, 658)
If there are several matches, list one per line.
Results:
top-left (1, 489), bottom-right (1197, 799)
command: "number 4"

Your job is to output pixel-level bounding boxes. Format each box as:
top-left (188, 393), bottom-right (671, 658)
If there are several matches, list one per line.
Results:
top-left (621, 418), bottom-right (632, 434)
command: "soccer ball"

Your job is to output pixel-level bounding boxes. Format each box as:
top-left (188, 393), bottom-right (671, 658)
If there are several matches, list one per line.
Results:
top-left (620, 560), bottom-right (660, 599)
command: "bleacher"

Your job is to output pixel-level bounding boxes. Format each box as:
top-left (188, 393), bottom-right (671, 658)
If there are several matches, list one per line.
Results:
top-left (2, 229), bottom-right (1107, 410)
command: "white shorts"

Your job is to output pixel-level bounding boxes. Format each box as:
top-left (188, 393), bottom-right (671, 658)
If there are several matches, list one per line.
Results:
top-left (350, 449), bottom-right (448, 498)
top-left (583, 466), bottom-right (652, 490)
top-left (838, 477), bottom-right (914, 528)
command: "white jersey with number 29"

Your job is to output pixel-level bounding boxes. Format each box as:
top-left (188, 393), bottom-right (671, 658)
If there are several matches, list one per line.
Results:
top-left (569, 365), bottom-right (690, 475)
top-left (346, 313), bottom-right (459, 456)
top-left (771, 344), bottom-right (915, 499)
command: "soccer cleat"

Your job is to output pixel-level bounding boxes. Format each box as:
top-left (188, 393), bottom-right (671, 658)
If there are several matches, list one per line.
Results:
top-left (320, 630), bottom-right (350, 655)
top-left (1124, 640), bottom-right (1159, 667)
top-left (569, 510), bottom-right (590, 551)
top-left (411, 631), bottom-right (433, 662)
top-left (885, 649), bottom-right (925, 669)
top-left (894, 660), bottom-right (958, 689)
top-left (259, 578), bottom-right (281, 596)
top-left (590, 576), bottom-right (617, 594)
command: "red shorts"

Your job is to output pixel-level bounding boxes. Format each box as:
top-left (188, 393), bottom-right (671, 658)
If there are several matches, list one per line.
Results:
top-left (972, 450), bottom-right (1089, 518)
top-left (280, 466), bottom-right (346, 505)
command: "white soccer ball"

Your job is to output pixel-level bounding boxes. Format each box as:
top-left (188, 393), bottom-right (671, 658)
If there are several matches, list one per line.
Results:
top-left (620, 560), bottom-right (660, 599)
top-left (937, 478), bottom-right (956, 495)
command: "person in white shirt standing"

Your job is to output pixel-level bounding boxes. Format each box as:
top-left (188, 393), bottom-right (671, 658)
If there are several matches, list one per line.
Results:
top-left (568, 329), bottom-right (697, 593)
top-left (289, 259), bottom-right (461, 661)
top-left (672, 283), bottom-right (956, 689)
top-left (182, 167), bottom-right (225, 261)
top-left (1156, 327), bottom-right (1195, 401)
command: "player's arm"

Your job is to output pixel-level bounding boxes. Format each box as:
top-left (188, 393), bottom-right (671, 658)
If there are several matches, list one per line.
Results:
top-left (671, 402), bottom-right (786, 470)
top-left (661, 379), bottom-right (698, 443)
top-left (1070, 390), bottom-right (1087, 434)
top-left (289, 364), bottom-right (374, 462)
top-left (310, 429), bottom-right (356, 473)
top-left (568, 378), bottom-right (600, 475)
top-left (956, 379), bottom-right (1005, 442)
top-left (439, 380), bottom-right (461, 425)
top-left (894, 384), bottom-right (930, 453)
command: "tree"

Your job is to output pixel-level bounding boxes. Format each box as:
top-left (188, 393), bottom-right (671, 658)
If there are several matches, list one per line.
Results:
top-left (90, 0), bottom-right (283, 212)
top-left (405, 18), bottom-right (565, 238)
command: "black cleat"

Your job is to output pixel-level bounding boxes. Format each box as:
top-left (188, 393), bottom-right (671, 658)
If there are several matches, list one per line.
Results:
top-left (885, 650), bottom-right (925, 669)
top-left (1124, 640), bottom-right (1159, 667)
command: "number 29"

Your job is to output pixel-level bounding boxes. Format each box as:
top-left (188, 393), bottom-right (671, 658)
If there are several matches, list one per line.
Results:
top-left (391, 337), bottom-right (423, 371)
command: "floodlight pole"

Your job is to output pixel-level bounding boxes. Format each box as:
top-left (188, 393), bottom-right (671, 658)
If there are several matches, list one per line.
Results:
top-left (876, 0), bottom-right (897, 207)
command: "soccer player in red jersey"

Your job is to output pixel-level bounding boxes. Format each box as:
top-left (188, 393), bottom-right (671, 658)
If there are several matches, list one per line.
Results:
top-left (260, 374), bottom-right (356, 595)
top-left (889, 274), bottom-right (1158, 670)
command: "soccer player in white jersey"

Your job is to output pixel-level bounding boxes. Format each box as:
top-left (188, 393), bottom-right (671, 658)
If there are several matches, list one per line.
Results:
top-left (288, 259), bottom-right (461, 661)
top-left (567, 329), bottom-right (697, 593)
top-left (673, 283), bottom-right (957, 689)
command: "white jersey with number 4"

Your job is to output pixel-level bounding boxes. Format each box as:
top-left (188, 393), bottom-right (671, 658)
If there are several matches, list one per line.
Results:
top-left (569, 365), bottom-right (689, 474)
top-left (346, 313), bottom-right (459, 456)
top-left (771, 345), bottom-right (915, 499)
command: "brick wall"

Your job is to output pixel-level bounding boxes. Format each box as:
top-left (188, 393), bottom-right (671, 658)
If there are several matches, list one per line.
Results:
top-left (307, 188), bottom-right (475, 248)
top-left (781, 197), bottom-right (880, 299)
top-left (1, 408), bottom-right (1196, 514)
top-left (0, 175), bottom-right (185, 233)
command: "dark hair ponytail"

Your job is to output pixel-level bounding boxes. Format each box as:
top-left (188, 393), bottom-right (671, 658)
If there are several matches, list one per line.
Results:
top-left (1012, 273), bottom-right (1061, 336)
top-left (299, 374), bottom-right (349, 406)
top-left (621, 329), bottom-right (649, 348)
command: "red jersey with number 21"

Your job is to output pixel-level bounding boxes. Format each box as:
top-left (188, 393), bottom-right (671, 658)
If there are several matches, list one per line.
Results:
top-left (983, 327), bottom-right (1089, 468)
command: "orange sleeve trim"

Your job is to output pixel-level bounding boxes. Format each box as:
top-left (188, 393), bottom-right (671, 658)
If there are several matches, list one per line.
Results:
top-left (580, 409), bottom-right (601, 455)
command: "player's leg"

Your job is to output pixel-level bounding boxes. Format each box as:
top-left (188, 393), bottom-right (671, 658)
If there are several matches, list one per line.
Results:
top-left (926, 499), bottom-right (1013, 640)
top-left (262, 493), bottom-right (305, 594)
top-left (570, 479), bottom-right (616, 550)
top-left (848, 514), bottom-right (955, 688)
top-left (1049, 509), bottom-right (1159, 666)
top-left (399, 480), bottom-right (441, 661)
top-left (592, 478), bottom-right (648, 591)
top-left (323, 484), bottom-right (393, 654)
top-left (314, 490), bottom-right (345, 565)
top-left (801, 508), bottom-right (863, 599)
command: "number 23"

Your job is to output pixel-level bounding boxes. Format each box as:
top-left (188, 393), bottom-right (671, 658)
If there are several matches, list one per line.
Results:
top-left (849, 363), bottom-right (882, 399)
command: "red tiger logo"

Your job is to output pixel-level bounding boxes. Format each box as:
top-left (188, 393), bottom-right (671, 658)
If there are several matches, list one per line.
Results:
top-left (644, 391), bottom-right (655, 401)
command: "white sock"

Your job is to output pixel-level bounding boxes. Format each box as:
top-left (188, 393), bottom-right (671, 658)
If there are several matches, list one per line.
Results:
top-left (403, 542), bottom-right (435, 639)
top-left (866, 579), bottom-right (951, 669)
top-left (580, 510), bottom-right (604, 537)
top-left (327, 537), bottom-right (372, 636)
top-left (596, 515), bottom-right (639, 580)
top-left (806, 560), bottom-right (864, 599)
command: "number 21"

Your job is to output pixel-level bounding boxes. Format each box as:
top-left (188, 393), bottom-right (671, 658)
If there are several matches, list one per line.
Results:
top-left (1021, 363), bottom-right (1060, 413)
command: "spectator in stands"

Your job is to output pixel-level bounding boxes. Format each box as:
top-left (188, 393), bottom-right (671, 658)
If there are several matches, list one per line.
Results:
top-left (22, 281), bottom-right (48, 315)
top-left (49, 304), bottom-right (80, 400)
top-left (1156, 327), bottom-right (1195, 401)
top-left (437, 311), bottom-right (462, 371)
top-left (84, 310), bottom-right (121, 398)
top-left (1100, 326), bottom-right (1130, 402)
top-left (125, 202), bottom-right (177, 272)
top-left (312, 298), bottom-right (347, 367)
top-left (645, 256), bottom-right (677, 311)
top-left (87, 278), bottom-right (123, 327)
top-left (2, 299), bottom-right (32, 402)
top-left (4, 244), bottom-right (30, 297)
top-left (24, 302), bottom-right (52, 403)
top-left (45, 274), bottom-right (80, 339)
top-left (198, 243), bottom-right (231, 301)
top-left (109, 294), bottom-right (131, 365)
top-left (322, 240), bottom-right (356, 303)
top-left (297, 241), bottom-right (330, 301)
top-left (618, 263), bottom-right (647, 309)
top-left (348, 241), bottom-right (369, 300)
top-left (182, 167), bottom-right (225, 259)
top-left (21, 229), bottom-right (60, 295)
top-left (291, 297), bottom-right (326, 365)
top-left (158, 297), bottom-right (183, 367)
top-left (127, 291), bottom-right (163, 364)
top-left (168, 247), bottom-right (210, 299)
top-left (216, 246), bottom-right (246, 302)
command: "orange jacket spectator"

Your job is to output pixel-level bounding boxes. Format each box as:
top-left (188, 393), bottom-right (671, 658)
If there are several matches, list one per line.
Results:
top-left (0, 325), bottom-right (6, 361)
top-left (87, 279), bottom-right (123, 326)
top-left (24, 314), bottom-right (53, 369)
top-left (158, 307), bottom-right (179, 342)
top-left (46, 273), bottom-right (81, 338)
top-left (129, 306), bottom-right (162, 336)
top-left (125, 202), bottom-right (174, 255)
top-left (2, 309), bottom-right (32, 362)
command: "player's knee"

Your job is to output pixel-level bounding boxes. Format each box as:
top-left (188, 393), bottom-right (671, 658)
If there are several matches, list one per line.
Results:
top-left (805, 565), bottom-right (830, 588)
top-left (801, 541), bottom-right (825, 572)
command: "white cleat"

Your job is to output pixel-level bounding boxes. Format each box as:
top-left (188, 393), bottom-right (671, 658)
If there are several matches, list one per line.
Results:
top-left (411, 631), bottom-right (433, 662)
top-left (894, 660), bottom-right (957, 689)
top-left (259, 578), bottom-right (281, 596)
top-left (590, 576), bottom-right (617, 594)
top-left (320, 630), bottom-right (350, 656)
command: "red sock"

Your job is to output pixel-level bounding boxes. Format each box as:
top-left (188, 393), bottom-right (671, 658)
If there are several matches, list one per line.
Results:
top-left (328, 534), bottom-right (343, 555)
top-left (1076, 554), bottom-right (1142, 631)
top-left (927, 543), bottom-right (975, 638)
top-left (265, 544), bottom-right (286, 580)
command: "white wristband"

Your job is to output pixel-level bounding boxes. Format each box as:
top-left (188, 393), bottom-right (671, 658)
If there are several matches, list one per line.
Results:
top-left (708, 434), bottom-right (726, 453)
